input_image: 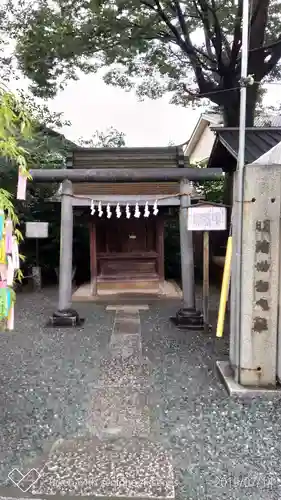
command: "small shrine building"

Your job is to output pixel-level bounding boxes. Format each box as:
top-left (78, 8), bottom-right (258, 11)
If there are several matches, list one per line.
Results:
top-left (63, 146), bottom-right (201, 297)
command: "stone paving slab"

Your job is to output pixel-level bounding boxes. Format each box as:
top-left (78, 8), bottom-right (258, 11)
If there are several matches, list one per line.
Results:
top-left (106, 305), bottom-right (149, 311)
top-left (93, 357), bottom-right (151, 388)
top-left (110, 334), bottom-right (142, 360)
top-left (114, 311), bottom-right (142, 322)
top-left (113, 320), bottom-right (141, 335)
top-left (86, 386), bottom-right (151, 438)
top-left (32, 436), bottom-right (175, 499)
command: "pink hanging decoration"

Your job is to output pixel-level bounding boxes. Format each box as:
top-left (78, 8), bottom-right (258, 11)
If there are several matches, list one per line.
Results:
top-left (5, 219), bottom-right (13, 254)
top-left (0, 279), bottom-right (6, 288)
top-left (17, 169), bottom-right (27, 200)
top-left (7, 303), bottom-right (14, 330)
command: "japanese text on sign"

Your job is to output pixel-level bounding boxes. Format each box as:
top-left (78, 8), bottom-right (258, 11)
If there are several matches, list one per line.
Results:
top-left (187, 205), bottom-right (227, 231)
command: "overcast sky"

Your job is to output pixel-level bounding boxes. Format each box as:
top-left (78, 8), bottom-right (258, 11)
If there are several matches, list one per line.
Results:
top-left (9, 69), bottom-right (281, 148)
top-left (8, 69), bottom-right (205, 147)
top-left (46, 73), bottom-right (202, 147)
top-left (40, 75), bottom-right (281, 147)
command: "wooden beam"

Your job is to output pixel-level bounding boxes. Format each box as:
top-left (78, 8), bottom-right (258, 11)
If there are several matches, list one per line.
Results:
top-left (89, 221), bottom-right (97, 296)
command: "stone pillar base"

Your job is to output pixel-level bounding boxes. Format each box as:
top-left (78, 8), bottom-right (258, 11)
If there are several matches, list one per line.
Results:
top-left (216, 361), bottom-right (281, 399)
top-left (47, 309), bottom-right (84, 327)
top-left (170, 307), bottom-right (204, 330)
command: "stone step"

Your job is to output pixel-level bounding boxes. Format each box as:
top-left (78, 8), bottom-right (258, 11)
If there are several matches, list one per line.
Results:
top-left (98, 280), bottom-right (160, 291)
top-left (31, 436), bottom-right (175, 499)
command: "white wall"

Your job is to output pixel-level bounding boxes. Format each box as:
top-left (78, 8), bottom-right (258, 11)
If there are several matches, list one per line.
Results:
top-left (189, 126), bottom-right (216, 164)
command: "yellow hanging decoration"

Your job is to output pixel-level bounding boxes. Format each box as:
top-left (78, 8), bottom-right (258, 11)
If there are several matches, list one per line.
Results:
top-left (0, 236), bottom-right (6, 265)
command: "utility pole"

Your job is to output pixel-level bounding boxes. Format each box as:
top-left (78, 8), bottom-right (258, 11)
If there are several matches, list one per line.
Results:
top-left (234, 0), bottom-right (251, 383)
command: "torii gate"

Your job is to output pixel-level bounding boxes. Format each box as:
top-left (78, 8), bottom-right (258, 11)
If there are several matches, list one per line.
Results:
top-left (29, 166), bottom-right (222, 328)
top-left (30, 162), bottom-right (281, 393)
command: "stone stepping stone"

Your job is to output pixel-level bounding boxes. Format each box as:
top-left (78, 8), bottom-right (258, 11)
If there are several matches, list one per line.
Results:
top-left (110, 334), bottom-right (142, 360)
top-left (86, 386), bottom-right (151, 438)
top-left (32, 436), bottom-right (175, 499)
top-left (93, 357), bottom-right (150, 388)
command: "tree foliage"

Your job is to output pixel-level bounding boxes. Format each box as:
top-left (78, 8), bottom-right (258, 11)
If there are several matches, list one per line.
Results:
top-left (9, 0), bottom-right (281, 125)
top-left (0, 90), bottom-right (74, 230)
top-left (0, 84), bottom-right (31, 228)
top-left (78, 127), bottom-right (126, 147)
top-left (0, 82), bottom-right (76, 281)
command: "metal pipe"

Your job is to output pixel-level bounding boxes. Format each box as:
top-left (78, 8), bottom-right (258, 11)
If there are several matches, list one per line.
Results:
top-left (203, 231), bottom-right (210, 333)
top-left (235, 0), bottom-right (250, 382)
top-left (29, 167), bottom-right (222, 183)
top-left (58, 180), bottom-right (73, 311)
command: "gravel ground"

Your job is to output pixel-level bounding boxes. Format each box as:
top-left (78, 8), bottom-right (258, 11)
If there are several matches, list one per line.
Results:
top-left (0, 286), bottom-right (281, 500)
top-left (0, 288), bottom-right (114, 485)
top-left (141, 292), bottom-right (281, 500)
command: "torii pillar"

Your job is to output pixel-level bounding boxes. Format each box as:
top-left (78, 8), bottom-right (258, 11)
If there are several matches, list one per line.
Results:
top-left (51, 179), bottom-right (82, 326)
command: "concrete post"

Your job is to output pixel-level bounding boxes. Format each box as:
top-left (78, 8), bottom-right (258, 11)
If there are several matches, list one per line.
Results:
top-left (174, 179), bottom-right (203, 329)
top-left (230, 164), bottom-right (281, 386)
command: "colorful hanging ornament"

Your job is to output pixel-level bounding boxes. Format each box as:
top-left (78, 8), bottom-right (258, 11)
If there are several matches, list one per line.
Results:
top-left (106, 203), bottom-right (112, 219)
top-left (0, 213), bottom-right (15, 330)
top-left (7, 302), bottom-right (14, 330)
top-left (5, 219), bottom-right (13, 255)
top-left (0, 286), bottom-right (12, 320)
top-left (126, 204), bottom-right (131, 219)
top-left (90, 200), bottom-right (95, 215)
top-left (116, 203), bottom-right (122, 218)
top-left (0, 288), bottom-right (7, 319)
top-left (144, 202), bottom-right (150, 218)
top-left (153, 200), bottom-right (159, 216)
top-left (134, 203), bottom-right (141, 218)
top-left (6, 287), bottom-right (12, 319)
top-left (98, 201), bottom-right (103, 217)
top-left (17, 168), bottom-right (27, 200)
top-left (0, 237), bottom-right (6, 265)
top-left (0, 210), bottom-right (4, 241)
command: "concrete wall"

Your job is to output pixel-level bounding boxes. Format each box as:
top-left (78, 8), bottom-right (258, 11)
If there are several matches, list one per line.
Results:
top-left (230, 164), bottom-right (281, 387)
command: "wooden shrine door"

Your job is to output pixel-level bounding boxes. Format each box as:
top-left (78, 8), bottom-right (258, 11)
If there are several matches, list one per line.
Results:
top-left (94, 217), bottom-right (163, 281)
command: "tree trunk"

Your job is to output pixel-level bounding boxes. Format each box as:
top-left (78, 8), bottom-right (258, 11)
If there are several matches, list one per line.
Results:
top-left (220, 84), bottom-right (258, 128)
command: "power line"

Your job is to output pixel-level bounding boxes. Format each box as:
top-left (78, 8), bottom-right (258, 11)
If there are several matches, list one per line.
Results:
top-left (188, 80), bottom-right (281, 99)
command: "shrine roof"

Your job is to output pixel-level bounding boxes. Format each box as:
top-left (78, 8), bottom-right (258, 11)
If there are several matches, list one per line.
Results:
top-left (68, 146), bottom-right (188, 169)
top-left (208, 127), bottom-right (281, 170)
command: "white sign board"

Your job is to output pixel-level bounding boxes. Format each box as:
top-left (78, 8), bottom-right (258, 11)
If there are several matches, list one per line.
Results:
top-left (25, 222), bottom-right (49, 238)
top-left (187, 205), bottom-right (227, 231)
